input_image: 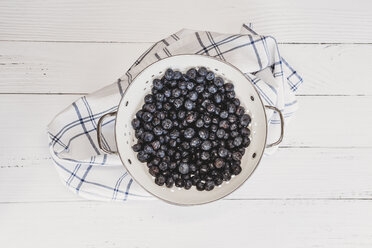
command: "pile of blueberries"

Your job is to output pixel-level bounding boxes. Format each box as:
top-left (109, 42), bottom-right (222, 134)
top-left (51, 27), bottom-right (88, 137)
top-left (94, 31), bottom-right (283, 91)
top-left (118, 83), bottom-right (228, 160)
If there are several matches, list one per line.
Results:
top-left (131, 67), bottom-right (251, 191)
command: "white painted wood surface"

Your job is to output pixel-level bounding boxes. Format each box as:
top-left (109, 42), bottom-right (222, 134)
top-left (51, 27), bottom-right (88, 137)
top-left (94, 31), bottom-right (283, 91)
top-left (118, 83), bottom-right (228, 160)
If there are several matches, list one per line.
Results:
top-left (0, 0), bottom-right (371, 247)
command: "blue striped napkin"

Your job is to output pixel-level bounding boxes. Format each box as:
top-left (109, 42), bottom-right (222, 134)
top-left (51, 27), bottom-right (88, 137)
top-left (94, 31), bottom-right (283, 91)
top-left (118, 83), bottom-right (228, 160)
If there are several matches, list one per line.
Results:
top-left (47, 24), bottom-right (303, 201)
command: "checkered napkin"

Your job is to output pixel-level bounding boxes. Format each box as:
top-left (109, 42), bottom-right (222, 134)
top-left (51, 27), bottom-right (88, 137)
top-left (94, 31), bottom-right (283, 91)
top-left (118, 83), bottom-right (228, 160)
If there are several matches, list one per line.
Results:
top-left (47, 24), bottom-right (303, 201)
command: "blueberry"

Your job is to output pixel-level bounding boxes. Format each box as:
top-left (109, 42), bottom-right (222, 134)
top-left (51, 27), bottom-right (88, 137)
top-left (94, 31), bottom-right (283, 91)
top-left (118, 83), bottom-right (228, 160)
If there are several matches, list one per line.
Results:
top-left (214, 77), bottom-right (224, 87)
top-left (196, 119), bottom-right (204, 128)
top-left (153, 126), bottom-right (163, 136)
top-left (206, 71), bottom-right (215, 81)
top-left (214, 158), bottom-right (225, 169)
top-left (196, 180), bottom-right (205, 191)
top-left (157, 150), bottom-right (166, 158)
top-left (232, 151), bottom-right (242, 161)
top-left (186, 68), bottom-right (197, 79)
top-left (210, 124), bottom-right (218, 133)
top-left (233, 98), bottom-right (240, 106)
top-left (242, 137), bottom-right (251, 147)
top-left (184, 180), bottom-right (193, 190)
top-left (163, 102), bottom-right (172, 111)
top-left (226, 91), bottom-right (235, 99)
top-left (178, 81), bottom-right (187, 90)
top-left (162, 119), bottom-right (173, 130)
top-left (137, 151), bottom-right (149, 162)
top-left (186, 112), bottom-right (197, 123)
top-left (186, 81), bottom-right (194, 90)
top-left (231, 164), bottom-right (242, 175)
top-left (196, 76), bottom-right (205, 84)
top-left (142, 112), bottom-right (153, 122)
top-left (172, 88), bottom-right (181, 98)
top-left (175, 179), bottom-right (185, 187)
top-left (173, 71), bottom-right (182, 80)
top-left (155, 175), bottom-right (166, 186)
top-left (214, 94), bottom-right (222, 104)
top-left (177, 110), bottom-right (186, 119)
top-left (131, 118), bottom-right (141, 129)
top-left (222, 170), bottom-right (231, 181)
top-left (179, 162), bottom-right (190, 175)
top-left (198, 129), bottom-right (209, 140)
top-left (206, 103), bottom-right (216, 113)
top-left (220, 111), bottom-right (228, 119)
top-left (198, 67), bottom-right (208, 76)
top-left (169, 130), bottom-right (180, 139)
top-left (132, 143), bottom-right (141, 152)
top-left (219, 120), bottom-right (229, 129)
top-left (203, 115), bottom-right (212, 125)
top-left (188, 91), bottom-right (198, 101)
top-left (201, 151), bottom-right (210, 160)
top-left (164, 89), bottom-right (171, 98)
top-left (218, 148), bottom-right (228, 158)
top-left (165, 68), bottom-right (174, 80)
top-left (149, 166), bottom-right (160, 176)
top-left (153, 79), bottom-right (163, 90)
top-left (173, 98), bottom-right (183, 109)
top-left (190, 137), bottom-right (201, 147)
top-left (144, 94), bottom-right (154, 103)
top-left (214, 177), bottom-right (223, 186)
top-left (136, 110), bottom-right (144, 119)
top-left (166, 177), bottom-right (174, 188)
top-left (233, 137), bottom-right (243, 147)
top-left (195, 85), bottom-right (205, 93)
top-left (240, 114), bottom-right (251, 127)
top-left (224, 83), bottom-right (234, 92)
top-left (184, 128), bottom-right (195, 139)
top-left (152, 117), bottom-right (161, 126)
top-left (228, 114), bottom-right (238, 123)
top-left (236, 106), bottom-right (245, 116)
top-left (169, 162), bottom-right (177, 170)
top-left (216, 129), bottom-right (225, 139)
top-left (143, 132), bottom-right (154, 142)
top-left (151, 141), bottom-right (161, 150)
top-left (184, 100), bottom-right (195, 110)
top-left (227, 104), bottom-right (236, 114)
top-left (230, 123), bottom-right (238, 131)
top-left (159, 161), bottom-right (168, 171)
top-left (201, 140), bottom-right (212, 151)
top-left (230, 131), bottom-right (239, 138)
top-left (239, 129), bottom-right (249, 139)
top-left (208, 85), bottom-right (218, 94)
top-left (205, 181), bottom-right (215, 191)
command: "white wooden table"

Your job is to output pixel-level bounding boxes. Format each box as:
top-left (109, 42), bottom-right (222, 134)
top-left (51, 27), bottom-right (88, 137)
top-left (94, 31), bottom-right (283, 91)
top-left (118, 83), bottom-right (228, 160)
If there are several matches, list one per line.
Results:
top-left (1, 1), bottom-right (372, 247)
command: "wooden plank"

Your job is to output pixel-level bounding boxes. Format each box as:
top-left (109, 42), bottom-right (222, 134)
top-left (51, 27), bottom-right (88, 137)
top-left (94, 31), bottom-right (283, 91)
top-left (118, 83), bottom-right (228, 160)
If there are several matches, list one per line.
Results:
top-left (1, 41), bottom-right (371, 95)
top-left (1, 148), bottom-right (371, 203)
top-left (283, 96), bottom-right (372, 147)
top-left (0, 200), bottom-right (371, 248)
top-left (0, 0), bottom-right (371, 43)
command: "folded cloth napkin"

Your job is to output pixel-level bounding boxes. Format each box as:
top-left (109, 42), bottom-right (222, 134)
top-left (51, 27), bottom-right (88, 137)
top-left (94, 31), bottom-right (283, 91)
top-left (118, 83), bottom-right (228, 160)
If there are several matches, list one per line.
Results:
top-left (47, 24), bottom-right (303, 201)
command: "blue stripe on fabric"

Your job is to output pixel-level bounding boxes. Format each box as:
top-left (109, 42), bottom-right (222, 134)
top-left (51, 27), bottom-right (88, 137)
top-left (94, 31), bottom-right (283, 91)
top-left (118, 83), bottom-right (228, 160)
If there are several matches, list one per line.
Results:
top-left (112, 172), bottom-right (127, 200)
top-left (52, 157), bottom-right (146, 197)
top-left (66, 163), bottom-right (81, 186)
top-left (242, 23), bottom-right (258, 35)
top-left (123, 179), bottom-right (134, 201)
top-left (51, 105), bottom-right (118, 145)
top-left (59, 118), bottom-right (116, 154)
top-left (195, 34), bottom-right (242, 55)
top-left (72, 102), bottom-right (100, 155)
top-left (247, 34), bottom-right (263, 70)
top-left (82, 96), bottom-right (111, 151)
top-left (218, 37), bottom-right (265, 56)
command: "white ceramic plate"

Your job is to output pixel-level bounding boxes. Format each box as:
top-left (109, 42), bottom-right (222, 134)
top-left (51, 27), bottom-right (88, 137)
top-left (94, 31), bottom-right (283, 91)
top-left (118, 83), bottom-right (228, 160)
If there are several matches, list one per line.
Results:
top-left (115, 55), bottom-right (268, 205)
